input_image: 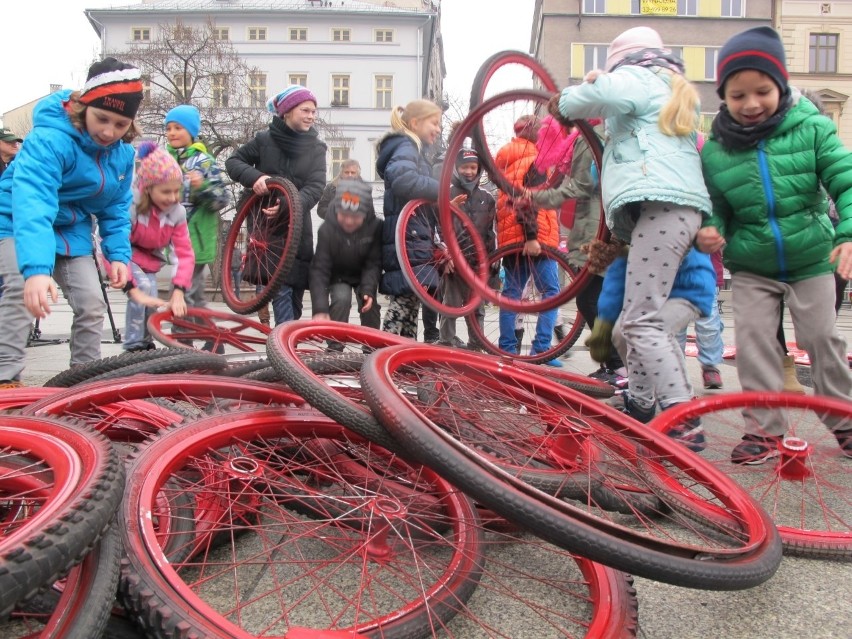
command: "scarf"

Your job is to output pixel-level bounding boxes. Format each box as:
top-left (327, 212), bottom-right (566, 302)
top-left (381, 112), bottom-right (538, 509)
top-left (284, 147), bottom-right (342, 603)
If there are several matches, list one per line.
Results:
top-left (610, 48), bottom-right (685, 75)
top-left (269, 116), bottom-right (319, 156)
top-left (710, 89), bottom-right (793, 151)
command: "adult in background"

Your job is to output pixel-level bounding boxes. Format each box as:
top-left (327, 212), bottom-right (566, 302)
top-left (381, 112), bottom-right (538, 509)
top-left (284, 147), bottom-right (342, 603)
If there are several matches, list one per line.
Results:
top-left (0, 127), bottom-right (22, 178)
top-left (226, 84), bottom-right (327, 325)
top-left (317, 159), bottom-right (374, 220)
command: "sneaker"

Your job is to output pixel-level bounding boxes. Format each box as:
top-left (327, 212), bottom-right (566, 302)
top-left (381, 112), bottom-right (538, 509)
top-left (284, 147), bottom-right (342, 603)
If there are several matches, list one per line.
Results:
top-left (514, 328), bottom-right (524, 355)
top-left (539, 358), bottom-right (564, 368)
top-left (833, 428), bottom-right (852, 458)
top-left (0, 380), bottom-right (23, 390)
top-left (202, 341), bottom-right (226, 355)
top-left (449, 336), bottom-right (467, 349)
top-left (423, 336), bottom-right (439, 344)
top-left (731, 434), bottom-right (782, 465)
top-left (588, 366), bottom-right (628, 389)
top-left (702, 367), bottom-right (723, 390)
top-left (553, 323), bottom-right (566, 342)
top-left (616, 393), bottom-right (655, 424)
top-left (666, 419), bottom-right (706, 453)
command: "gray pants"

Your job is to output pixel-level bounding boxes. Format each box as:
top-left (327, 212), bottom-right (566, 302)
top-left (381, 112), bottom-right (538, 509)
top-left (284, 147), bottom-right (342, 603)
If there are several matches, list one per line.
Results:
top-left (328, 282), bottom-right (381, 329)
top-left (123, 261), bottom-right (157, 350)
top-left (733, 271), bottom-right (852, 435)
top-left (620, 202), bottom-right (702, 410)
top-left (438, 275), bottom-right (482, 342)
top-left (0, 238), bottom-right (31, 381)
top-left (185, 263), bottom-right (209, 308)
top-left (53, 254), bottom-right (107, 367)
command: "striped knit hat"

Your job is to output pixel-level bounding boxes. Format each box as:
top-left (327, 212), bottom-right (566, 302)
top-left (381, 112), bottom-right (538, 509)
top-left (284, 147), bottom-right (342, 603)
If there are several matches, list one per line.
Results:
top-left (135, 141), bottom-right (183, 192)
top-left (716, 27), bottom-right (788, 98)
top-left (79, 57), bottom-right (144, 119)
top-left (266, 85), bottom-right (317, 118)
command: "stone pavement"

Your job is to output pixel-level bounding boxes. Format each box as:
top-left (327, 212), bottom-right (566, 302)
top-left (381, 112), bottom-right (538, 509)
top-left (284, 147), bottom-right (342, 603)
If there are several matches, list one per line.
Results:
top-left (17, 287), bottom-right (852, 639)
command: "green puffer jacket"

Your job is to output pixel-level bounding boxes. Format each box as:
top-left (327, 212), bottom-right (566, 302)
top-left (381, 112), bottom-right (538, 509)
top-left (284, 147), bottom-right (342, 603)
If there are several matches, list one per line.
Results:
top-left (702, 95), bottom-right (852, 282)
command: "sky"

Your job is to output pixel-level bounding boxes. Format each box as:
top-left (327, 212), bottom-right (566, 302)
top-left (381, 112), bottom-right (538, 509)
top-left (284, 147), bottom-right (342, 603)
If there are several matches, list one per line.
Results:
top-left (0, 0), bottom-right (536, 120)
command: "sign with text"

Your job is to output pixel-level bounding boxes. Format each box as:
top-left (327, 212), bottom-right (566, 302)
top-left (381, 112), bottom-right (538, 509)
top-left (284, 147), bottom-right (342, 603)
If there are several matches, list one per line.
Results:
top-left (641, 0), bottom-right (677, 15)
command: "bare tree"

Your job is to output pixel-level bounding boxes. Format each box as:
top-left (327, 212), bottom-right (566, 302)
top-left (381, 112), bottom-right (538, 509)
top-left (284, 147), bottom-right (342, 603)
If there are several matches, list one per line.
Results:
top-left (110, 19), bottom-right (270, 157)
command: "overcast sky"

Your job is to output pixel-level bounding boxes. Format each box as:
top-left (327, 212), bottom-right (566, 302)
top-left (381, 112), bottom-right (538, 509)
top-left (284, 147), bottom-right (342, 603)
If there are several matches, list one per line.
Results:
top-left (0, 0), bottom-right (535, 120)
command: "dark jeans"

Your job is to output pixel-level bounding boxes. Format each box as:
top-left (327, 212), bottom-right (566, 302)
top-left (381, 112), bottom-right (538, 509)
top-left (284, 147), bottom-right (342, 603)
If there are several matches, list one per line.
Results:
top-left (421, 303), bottom-right (439, 342)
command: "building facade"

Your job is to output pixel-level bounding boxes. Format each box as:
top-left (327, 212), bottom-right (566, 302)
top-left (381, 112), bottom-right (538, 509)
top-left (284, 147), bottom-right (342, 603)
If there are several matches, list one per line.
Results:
top-left (86, 0), bottom-right (444, 182)
top-left (531, 0), bottom-right (773, 131)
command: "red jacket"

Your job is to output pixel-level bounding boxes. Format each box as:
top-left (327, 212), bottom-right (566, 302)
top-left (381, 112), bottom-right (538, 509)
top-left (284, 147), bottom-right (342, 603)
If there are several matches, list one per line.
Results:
top-left (129, 198), bottom-right (195, 290)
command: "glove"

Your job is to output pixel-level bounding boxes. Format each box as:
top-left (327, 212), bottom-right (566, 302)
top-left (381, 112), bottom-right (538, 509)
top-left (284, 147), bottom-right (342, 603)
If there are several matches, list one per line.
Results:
top-left (547, 93), bottom-right (574, 128)
top-left (585, 320), bottom-right (614, 364)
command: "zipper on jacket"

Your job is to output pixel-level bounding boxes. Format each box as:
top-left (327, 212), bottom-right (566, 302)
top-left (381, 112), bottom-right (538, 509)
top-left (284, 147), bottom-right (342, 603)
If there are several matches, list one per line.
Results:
top-left (757, 140), bottom-right (787, 278)
top-left (58, 230), bottom-right (71, 256)
top-left (94, 150), bottom-right (105, 196)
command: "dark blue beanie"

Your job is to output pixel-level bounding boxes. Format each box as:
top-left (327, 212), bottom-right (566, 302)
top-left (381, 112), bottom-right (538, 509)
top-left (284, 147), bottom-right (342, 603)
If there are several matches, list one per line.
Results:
top-left (164, 104), bottom-right (201, 140)
top-left (716, 26), bottom-right (788, 98)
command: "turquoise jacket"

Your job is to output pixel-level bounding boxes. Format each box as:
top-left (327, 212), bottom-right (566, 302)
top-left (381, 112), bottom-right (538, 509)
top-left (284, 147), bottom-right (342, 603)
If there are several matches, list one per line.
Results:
top-left (702, 94), bottom-right (852, 282)
top-left (0, 90), bottom-right (133, 278)
top-left (557, 65), bottom-right (711, 241)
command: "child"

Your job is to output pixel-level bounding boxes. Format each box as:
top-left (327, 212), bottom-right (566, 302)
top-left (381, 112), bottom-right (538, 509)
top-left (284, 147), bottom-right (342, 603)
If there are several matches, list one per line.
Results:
top-left (495, 115), bottom-right (563, 367)
top-left (551, 26), bottom-right (712, 435)
top-left (309, 179), bottom-right (381, 333)
top-left (316, 159), bottom-right (373, 220)
top-left (122, 142), bottom-right (194, 352)
top-left (0, 57), bottom-right (143, 385)
top-left (697, 26), bottom-right (852, 463)
top-left (163, 105), bottom-right (228, 312)
top-left (375, 99), bottom-right (443, 339)
top-left (226, 85), bottom-right (327, 325)
top-left (438, 148), bottom-right (496, 349)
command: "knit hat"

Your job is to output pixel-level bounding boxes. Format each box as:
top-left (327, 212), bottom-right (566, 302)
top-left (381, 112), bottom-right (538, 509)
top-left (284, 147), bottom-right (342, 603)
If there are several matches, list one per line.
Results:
top-left (455, 147), bottom-right (479, 167)
top-left (513, 115), bottom-right (539, 139)
top-left (164, 104), bottom-right (201, 140)
top-left (266, 85), bottom-right (318, 118)
top-left (605, 26), bottom-right (664, 71)
top-left (79, 57), bottom-right (144, 119)
top-left (716, 26), bottom-right (788, 98)
top-left (332, 179), bottom-right (372, 217)
top-left (135, 141), bottom-right (183, 191)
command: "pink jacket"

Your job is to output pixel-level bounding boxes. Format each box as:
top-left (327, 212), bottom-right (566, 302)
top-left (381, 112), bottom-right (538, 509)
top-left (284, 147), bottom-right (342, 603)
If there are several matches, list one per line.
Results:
top-left (129, 195), bottom-right (195, 290)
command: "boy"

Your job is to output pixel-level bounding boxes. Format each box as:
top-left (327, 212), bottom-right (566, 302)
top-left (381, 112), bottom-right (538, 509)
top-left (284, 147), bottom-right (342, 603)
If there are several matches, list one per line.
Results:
top-left (698, 26), bottom-right (852, 463)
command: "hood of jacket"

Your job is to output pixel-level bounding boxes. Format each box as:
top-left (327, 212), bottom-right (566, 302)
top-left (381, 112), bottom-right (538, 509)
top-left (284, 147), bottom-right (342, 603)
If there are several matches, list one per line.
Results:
top-left (376, 132), bottom-right (414, 179)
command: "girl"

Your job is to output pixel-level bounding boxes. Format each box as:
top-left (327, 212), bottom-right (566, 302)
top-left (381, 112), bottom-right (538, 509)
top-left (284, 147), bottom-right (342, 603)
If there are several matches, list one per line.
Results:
top-left (375, 99), bottom-right (443, 339)
top-left (0, 57), bottom-right (143, 386)
top-left (226, 85), bottom-right (327, 325)
top-left (122, 142), bottom-right (194, 352)
top-left (551, 27), bottom-right (712, 445)
top-left (163, 105), bottom-right (228, 313)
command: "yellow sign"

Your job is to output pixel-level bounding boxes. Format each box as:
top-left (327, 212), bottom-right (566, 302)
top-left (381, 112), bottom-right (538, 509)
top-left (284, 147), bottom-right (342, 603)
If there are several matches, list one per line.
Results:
top-left (641, 0), bottom-right (677, 15)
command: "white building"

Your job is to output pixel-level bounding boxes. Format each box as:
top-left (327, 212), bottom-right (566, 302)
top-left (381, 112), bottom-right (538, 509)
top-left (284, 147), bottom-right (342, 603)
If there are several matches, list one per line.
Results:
top-left (85, 0), bottom-right (444, 182)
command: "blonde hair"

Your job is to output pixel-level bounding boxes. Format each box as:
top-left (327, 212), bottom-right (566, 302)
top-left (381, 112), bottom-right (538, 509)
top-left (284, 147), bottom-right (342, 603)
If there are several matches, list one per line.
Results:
top-left (390, 99), bottom-right (442, 151)
top-left (135, 188), bottom-right (153, 217)
top-left (66, 90), bottom-right (142, 143)
top-left (658, 73), bottom-right (700, 137)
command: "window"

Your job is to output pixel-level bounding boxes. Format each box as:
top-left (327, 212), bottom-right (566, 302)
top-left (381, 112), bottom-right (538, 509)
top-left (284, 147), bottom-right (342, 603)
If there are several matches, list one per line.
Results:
top-left (332, 74), bottom-right (350, 106)
top-left (375, 75), bottom-right (393, 109)
top-left (330, 147), bottom-right (350, 178)
top-left (212, 27), bottom-right (230, 40)
top-left (174, 73), bottom-right (191, 100)
top-left (668, 46), bottom-right (683, 60)
top-left (290, 27), bottom-right (308, 41)
top-left (289, 73), bottom-right (307, 87)
top-left (704, 48), bottom-right (719, 82)
top-left (249, 73), bottom-right (267, 108)
top-left (174, 24), bottom-right (193, 40)
top-left (678, 0), bottom-right (697, 16)
top-left (583, 0), bottom-right (605, 13)
top-left (248, 27), bottom-right (267, 41)
top-left (583, 45), bottom-right (609, 74)
top-left (721, 0), bottom-right (743, 17)
top-left (332, 28), bottom-right (351, 42)
top-left (212, 74), bottom-right (229, 108)
top-left (810, 33), bottom-right (838, 73)
top-left (131, 27), bottom-right (150, 42)
top-left (375, 29), bottom-right (394, 43)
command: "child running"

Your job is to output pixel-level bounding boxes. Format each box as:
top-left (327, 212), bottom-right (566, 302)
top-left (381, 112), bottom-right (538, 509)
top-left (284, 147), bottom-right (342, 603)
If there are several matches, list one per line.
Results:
top-left (698, 26), bottom-right (852, 463)
top-left (122, 142), bottom-right (194, 352)
top-left (0, 58), bottom-right (143, 385)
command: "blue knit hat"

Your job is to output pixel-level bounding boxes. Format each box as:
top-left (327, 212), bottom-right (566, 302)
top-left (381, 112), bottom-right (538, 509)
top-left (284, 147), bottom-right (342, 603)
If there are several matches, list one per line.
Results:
top-left (267, 85), bottom-right (317, 118)
top-left (164, 104), bottom-right (201, 140)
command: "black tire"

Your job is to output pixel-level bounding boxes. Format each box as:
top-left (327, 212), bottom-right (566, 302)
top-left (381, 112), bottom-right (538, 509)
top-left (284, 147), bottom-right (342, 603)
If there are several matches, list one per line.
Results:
top-left (0, 416), bottom-right (125, 615)
top-left (85, 352), bottom-right (227, 383)
top-left (43, 348), bottom-right (187, 388)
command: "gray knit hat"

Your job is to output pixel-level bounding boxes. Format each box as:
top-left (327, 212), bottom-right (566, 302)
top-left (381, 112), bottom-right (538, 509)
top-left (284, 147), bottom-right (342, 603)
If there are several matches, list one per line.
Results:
top-left (332, 179), bottom-right (373, 217)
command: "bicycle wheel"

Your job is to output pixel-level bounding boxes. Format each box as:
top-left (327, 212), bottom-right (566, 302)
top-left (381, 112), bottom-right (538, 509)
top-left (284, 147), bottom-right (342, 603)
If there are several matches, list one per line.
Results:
top-left (43, 348), bottom-right (189, 388)
top-left (148, 307), bottom-right (270, 353)
top-left (395, 198), bottom-right (487, 318)
top-left (0, 416), bottom-right (124, 615)
top-left (650, 392), bottom-right (852, 559)
top-left (220, 177), bottom-right (303, 315)
top-left (469, 50), bottom-right (558, 109)
top-left (119, 407), bottom-right (485, 639)
top-left (361, 344), bottom-right (784, 590)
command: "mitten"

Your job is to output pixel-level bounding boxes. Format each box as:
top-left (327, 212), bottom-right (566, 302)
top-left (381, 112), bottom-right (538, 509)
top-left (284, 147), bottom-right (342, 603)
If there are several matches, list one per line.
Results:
top-left (585, 320), bottom-right (614, 364)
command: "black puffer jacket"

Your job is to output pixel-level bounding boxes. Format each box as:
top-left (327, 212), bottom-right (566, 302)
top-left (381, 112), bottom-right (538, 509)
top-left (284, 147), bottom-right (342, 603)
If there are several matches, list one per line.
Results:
top-left (309, 201), bottom-right (382, 315)
top-left (375, 133), bottom-right (439, 296)
top-left (226, 118), bottom-right (327, 289)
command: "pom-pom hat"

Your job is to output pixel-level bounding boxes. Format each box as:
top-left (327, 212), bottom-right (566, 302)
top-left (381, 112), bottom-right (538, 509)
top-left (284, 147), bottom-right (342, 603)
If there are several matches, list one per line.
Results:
top-left (79, 57), bottom-right (144, 119)
top-left (605, 27), bottom-right (664, 72)
top-left (332, 179), bottom-right (372, 217)
top-left (164, 105), bottom-right (201, 140)
top-left (267, 85), bottom-right (317, 118)
top-left (716, 26), bottom-right (789, 98)
top-left (135, 141), bottom-right (183, 191)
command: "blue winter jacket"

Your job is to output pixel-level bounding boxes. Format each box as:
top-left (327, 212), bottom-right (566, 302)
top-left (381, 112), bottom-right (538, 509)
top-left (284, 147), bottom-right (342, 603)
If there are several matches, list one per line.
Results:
top-left (0, 90), bottom-right (133, 278)
top-left (597, 248), bottom-right (716, 323)
top-left (557, 65), bottom-right (711, 242)
top-left (375, 132), bottom-right (440, 296)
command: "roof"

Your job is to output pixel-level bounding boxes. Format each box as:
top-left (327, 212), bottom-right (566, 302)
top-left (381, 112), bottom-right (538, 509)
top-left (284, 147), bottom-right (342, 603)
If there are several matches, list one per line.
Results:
top-left (86, 0), bottom-right (434, 15)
